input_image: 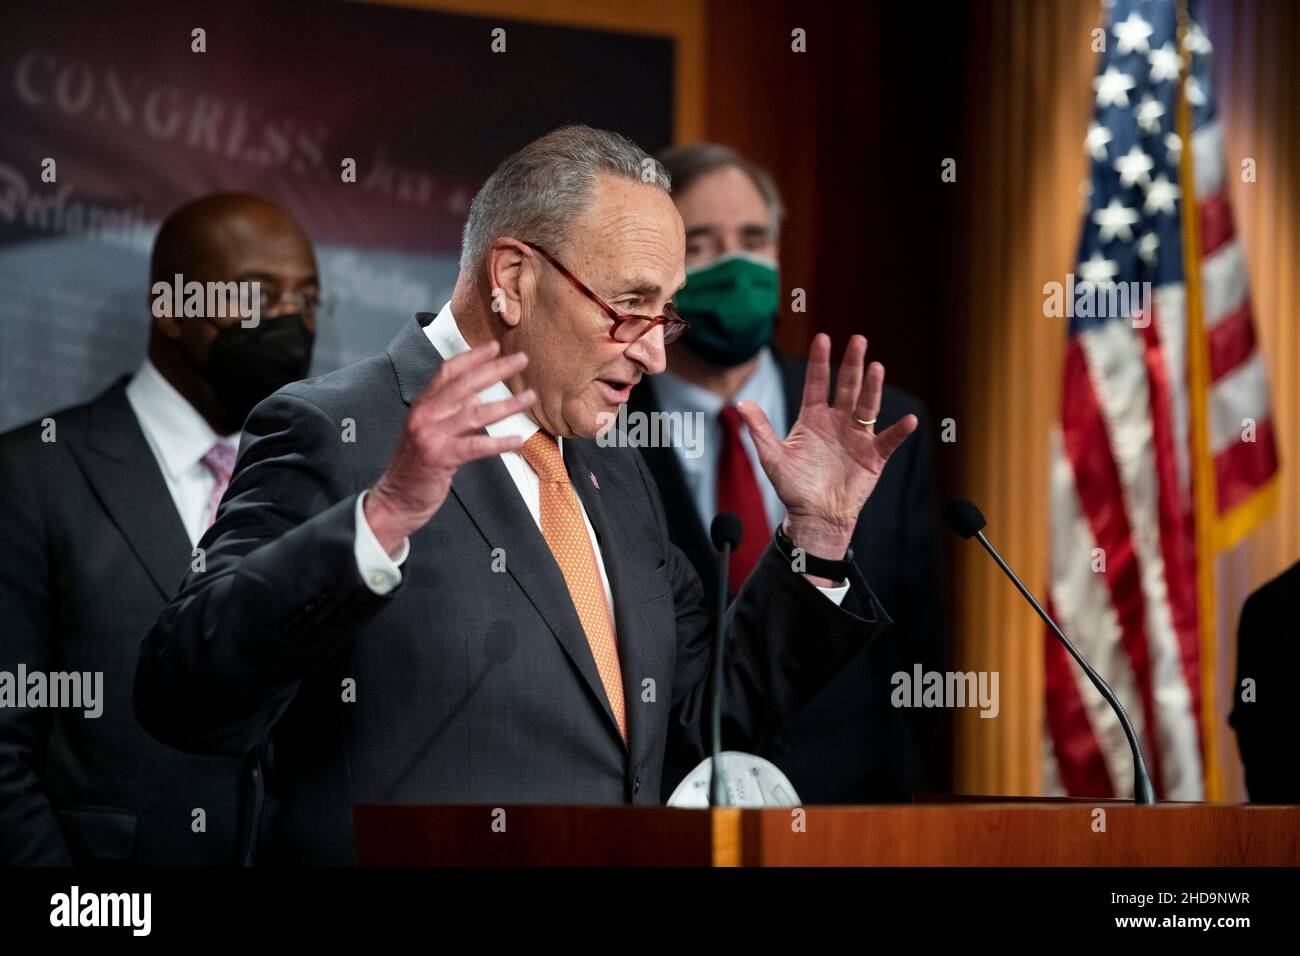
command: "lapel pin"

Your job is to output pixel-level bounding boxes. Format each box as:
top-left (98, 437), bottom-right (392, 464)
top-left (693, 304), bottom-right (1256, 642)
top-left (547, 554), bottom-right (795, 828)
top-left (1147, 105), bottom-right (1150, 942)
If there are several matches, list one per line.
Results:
top-left (589, 472), bottom-right (600, 490)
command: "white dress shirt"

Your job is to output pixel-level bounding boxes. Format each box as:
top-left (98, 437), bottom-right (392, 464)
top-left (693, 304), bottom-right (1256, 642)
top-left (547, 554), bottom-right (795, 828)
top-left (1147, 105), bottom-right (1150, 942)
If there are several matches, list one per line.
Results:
top-left (125, 359), bottom-right (240, 548)
top-left (652, 346), bottom-right (787, 533)
top-left (354, 305), bottom-right (848, 604)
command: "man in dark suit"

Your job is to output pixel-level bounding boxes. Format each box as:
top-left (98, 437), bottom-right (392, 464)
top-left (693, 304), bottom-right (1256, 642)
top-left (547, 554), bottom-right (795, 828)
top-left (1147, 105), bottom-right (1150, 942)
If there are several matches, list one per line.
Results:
top-left (0, 192), bottom-right (321, 864)
top-left (1229, 560), bottom-right (1300, 802)
top-left (629, 143), bottom-right (949, 803)
top-left (134, 126), bottom-right (920, 864)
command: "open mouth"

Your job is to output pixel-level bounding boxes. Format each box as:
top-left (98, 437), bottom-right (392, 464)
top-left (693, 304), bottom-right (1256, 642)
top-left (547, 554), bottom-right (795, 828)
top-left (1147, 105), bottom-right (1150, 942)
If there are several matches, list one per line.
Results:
top-left (598, 378), bottom-right (636, 404)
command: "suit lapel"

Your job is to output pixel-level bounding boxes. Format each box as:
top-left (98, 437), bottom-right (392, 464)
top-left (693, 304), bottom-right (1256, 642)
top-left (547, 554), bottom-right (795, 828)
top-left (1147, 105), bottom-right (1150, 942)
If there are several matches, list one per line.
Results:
top-left (387, 316), bottom-right (626, 748)
top-left (66, 380), bottom-right (192, 598)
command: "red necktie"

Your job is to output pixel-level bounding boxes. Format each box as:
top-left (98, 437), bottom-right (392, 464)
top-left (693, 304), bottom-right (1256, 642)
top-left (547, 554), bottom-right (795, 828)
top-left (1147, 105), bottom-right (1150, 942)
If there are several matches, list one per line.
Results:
top-left (716, 405), bottom-right (771, 592)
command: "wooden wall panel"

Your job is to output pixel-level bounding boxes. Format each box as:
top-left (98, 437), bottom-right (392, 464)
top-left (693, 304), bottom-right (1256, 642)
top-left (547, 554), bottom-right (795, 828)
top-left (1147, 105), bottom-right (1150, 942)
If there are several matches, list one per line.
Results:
top-left (952, 0), bottom-right (1099, 796)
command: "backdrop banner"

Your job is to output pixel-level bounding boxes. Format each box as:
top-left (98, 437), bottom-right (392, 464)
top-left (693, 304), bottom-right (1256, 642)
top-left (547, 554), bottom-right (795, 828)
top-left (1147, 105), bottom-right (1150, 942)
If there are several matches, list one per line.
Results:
top-left (0, 0), bottom-right (672, 428)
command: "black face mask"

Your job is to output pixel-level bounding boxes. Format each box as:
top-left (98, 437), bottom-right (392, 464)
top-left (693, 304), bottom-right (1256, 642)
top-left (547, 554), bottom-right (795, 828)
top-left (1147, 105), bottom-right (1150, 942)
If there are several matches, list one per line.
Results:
top-left (200, 313), bottom-right (314, 432)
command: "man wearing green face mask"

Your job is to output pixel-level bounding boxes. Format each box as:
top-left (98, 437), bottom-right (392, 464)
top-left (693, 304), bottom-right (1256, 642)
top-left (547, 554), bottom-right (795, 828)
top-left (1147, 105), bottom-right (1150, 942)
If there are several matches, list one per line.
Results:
top-left (671, 251), bottom-right (782, 370)
top-left (628, 143), bottom-right (951, 804)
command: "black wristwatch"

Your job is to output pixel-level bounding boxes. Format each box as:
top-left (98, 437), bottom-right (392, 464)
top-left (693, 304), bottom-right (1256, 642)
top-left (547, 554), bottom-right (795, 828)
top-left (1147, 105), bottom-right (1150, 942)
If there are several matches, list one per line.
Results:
top-left (773, 522), bottom-right (855, 582)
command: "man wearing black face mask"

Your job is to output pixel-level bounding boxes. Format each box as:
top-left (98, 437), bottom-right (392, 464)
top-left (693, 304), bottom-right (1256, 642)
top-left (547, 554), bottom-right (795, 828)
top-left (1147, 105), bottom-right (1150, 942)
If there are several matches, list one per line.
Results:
top-left (0, 192), bottom-right (320, 864)
top-left (627, 145), bottom-right (951, 805)
top-left (150, 196), bottom-right (319, 439)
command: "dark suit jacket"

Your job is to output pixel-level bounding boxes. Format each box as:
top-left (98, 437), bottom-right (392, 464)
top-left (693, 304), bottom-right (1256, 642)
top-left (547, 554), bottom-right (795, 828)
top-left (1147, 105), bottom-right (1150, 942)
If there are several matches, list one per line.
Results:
top-left (628, 349), bottom-right (950, 802)
top-left (0, 381), bottom-right (253, 865)
top-left (133, 314), bottom-right (892, 865)
top-left (1229, 559), bottom-right (1300, 802)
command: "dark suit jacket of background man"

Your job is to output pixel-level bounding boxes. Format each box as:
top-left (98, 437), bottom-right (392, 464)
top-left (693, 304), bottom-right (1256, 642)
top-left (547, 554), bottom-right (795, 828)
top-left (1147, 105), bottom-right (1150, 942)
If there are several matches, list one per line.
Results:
top-left (0, 382), bottom-right (254, 864)
top-left (1230, 559), bottom-right (1300, 802)
top-left (134, 314), bottom-right (893, 865)
top-left (629, 349), bottom-right (950, 803)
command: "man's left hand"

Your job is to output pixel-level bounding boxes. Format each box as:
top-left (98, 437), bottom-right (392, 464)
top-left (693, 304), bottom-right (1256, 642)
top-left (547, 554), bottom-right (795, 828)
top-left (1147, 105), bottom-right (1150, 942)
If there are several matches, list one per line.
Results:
top-left (738, 333), bottom-right (917, 573)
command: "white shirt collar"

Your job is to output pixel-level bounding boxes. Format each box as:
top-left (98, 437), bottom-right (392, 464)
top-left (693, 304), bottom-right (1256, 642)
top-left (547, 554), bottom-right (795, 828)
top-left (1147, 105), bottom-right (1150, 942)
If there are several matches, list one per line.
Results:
top-left (424, 301), bottom-right (542, 444)
top-left (124, 359), bottom-right (237, 480)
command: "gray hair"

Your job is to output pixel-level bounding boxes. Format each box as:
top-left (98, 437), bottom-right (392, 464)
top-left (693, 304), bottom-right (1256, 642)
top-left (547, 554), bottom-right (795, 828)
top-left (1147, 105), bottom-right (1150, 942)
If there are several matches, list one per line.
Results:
top-left (459, 125), bottom-right (671, 276)
top-left (656, 142), bottom-right (784, 238)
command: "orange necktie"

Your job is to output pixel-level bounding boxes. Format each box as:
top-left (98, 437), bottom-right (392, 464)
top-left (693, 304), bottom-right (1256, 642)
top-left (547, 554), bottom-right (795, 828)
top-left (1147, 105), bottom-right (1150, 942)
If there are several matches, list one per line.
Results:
top-left (520, 431), bottom-right (627, 742)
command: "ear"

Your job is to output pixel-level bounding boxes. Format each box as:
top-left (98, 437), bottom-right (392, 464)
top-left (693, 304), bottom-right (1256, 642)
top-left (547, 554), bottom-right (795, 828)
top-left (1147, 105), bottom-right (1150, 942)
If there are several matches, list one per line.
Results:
top-left (485, 239), bottom-right (532, 328)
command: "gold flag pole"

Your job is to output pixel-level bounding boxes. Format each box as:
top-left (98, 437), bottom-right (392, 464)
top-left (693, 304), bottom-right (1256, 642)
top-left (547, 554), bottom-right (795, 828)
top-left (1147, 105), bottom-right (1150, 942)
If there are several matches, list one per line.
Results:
top-left (1175, 0), bottom-right (1222, 802)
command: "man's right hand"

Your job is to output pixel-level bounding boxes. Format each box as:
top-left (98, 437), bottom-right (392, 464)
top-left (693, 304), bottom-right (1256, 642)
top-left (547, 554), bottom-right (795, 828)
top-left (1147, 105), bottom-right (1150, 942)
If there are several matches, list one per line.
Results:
top-left (364, 340), bottom-right (536, 557)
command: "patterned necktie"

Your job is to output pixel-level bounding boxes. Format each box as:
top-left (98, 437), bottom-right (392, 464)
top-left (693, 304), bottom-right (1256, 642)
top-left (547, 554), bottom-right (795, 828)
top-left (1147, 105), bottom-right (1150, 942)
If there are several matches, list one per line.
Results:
top-left (520, 431), bottom-right (627, 742)
top-left (200, 441), bottom-right (237, 528)
top-left (716, 405), bottom-right (772, 592)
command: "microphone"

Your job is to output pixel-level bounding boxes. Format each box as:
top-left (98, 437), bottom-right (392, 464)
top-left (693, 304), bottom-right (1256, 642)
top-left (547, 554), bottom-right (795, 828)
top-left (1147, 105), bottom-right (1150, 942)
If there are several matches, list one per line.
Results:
top-left (708, 513), bottom-right (743, 807)
top-left (710, 512), bottom-right (743, 554)
top-left (944, 498), bottom-right (1157, 805)
top-left (665, 513), bottom-right (802, 809)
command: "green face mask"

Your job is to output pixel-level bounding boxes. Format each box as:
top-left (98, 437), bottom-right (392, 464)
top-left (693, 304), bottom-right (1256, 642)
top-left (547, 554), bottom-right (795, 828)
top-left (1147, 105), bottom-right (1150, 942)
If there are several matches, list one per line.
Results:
top-left (674, 252), bottom-right (779, 368)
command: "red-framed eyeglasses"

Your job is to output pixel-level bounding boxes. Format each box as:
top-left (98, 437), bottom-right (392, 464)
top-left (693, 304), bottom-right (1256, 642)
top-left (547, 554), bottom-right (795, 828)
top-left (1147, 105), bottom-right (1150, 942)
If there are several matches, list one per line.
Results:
top-left (523, 241), bottom-right (689, 346)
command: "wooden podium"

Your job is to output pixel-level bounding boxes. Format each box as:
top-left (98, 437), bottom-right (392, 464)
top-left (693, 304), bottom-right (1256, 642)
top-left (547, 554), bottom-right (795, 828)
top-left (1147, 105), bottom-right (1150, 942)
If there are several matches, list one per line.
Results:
top-left (353, 803), bottom-right (1300, 866)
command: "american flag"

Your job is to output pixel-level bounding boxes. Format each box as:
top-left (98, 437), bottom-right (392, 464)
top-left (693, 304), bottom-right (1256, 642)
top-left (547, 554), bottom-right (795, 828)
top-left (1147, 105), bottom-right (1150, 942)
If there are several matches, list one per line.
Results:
top-left (1046, 0), bottom-right (1279, 801)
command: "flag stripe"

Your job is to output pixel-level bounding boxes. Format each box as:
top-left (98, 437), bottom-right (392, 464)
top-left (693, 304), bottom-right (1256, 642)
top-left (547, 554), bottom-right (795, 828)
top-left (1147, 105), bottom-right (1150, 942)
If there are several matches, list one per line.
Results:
top-left (1049, 430), bottom-right (1148, 796)
top-left (1138, 310), bottom-right (1204, 775)
top-left (1048, 433), bottom-right (1134, 797)
top-left (1082, 321), bottom-right (1203, 798)
top-left (1192, 120), bottom-right (1224, 197)
top-left (1215, 416), bottom-right (1279, 514)
top-left (1060, 337), bottom-right (1166, 795)
top-left (1201, 240), bottom-right (1247, 329)
top-left (1045, 612), bottom-right (1116, 796)
top-left (1209, 351), bottom-right (1271, 453)
top-left (1199, 190), bottom-right (1234, 257)
top-left (1153, 285), bottom-right (1192, 496)
top-left (1207, 299), bottom-right (1256, 381)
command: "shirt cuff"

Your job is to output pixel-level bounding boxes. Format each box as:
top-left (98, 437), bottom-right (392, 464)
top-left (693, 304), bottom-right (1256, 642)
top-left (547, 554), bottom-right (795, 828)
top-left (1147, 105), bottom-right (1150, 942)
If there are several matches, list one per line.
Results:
top-left (814, 580), bottom-right (850, 606)
top-left (355, 490), bottom-right (409, 595)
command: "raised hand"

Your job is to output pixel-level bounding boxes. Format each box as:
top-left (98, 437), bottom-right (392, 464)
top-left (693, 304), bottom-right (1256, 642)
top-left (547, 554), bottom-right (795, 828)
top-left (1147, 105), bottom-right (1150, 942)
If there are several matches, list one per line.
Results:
top-left (736, 334), bottom-right (917, 563)
top-left (364, 341), bottom-right (536, 556)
